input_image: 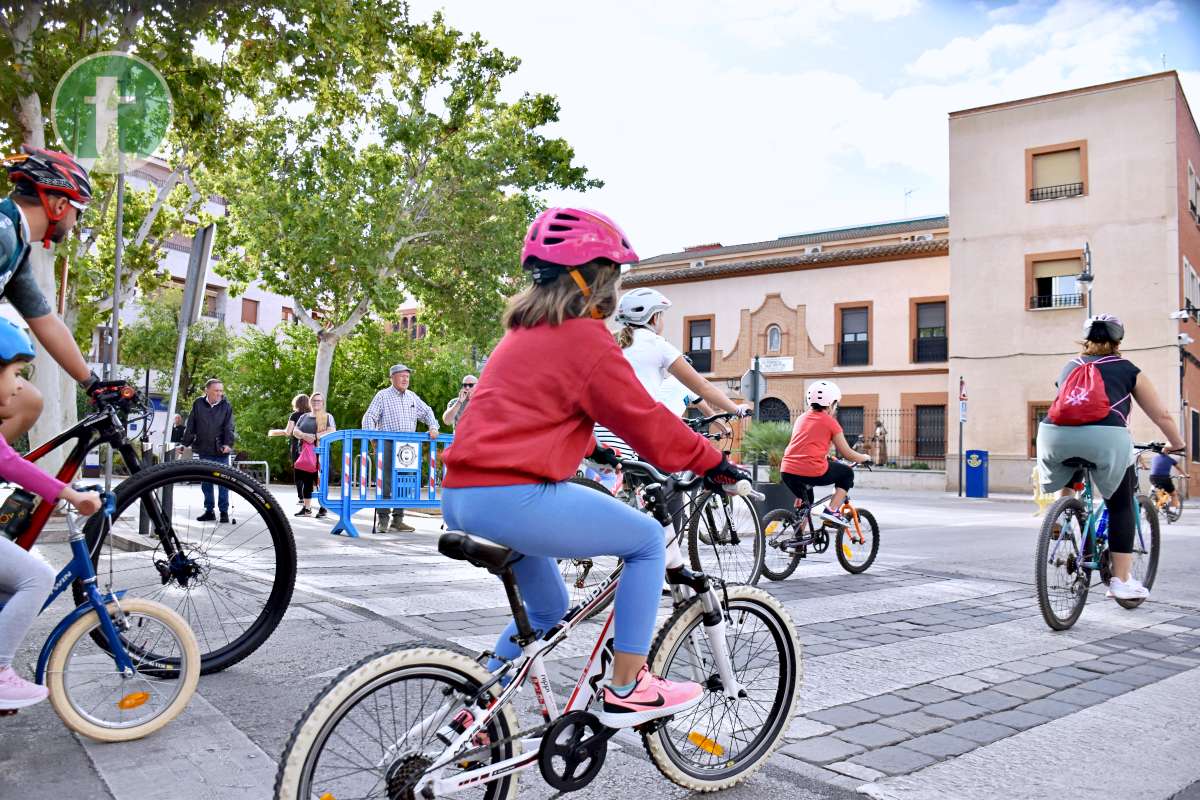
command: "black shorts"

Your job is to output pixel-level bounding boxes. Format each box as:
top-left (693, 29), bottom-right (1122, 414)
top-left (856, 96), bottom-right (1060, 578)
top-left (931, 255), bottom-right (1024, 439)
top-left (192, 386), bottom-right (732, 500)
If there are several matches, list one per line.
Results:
top-left (1150, 475), bottom-right (1175, 493)
top-left (781, 462), bottom-right (855, 501)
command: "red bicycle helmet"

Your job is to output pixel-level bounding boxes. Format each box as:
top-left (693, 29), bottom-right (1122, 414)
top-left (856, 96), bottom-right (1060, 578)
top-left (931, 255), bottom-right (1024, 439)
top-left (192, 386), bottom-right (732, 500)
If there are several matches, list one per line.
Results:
top-left (3, 146), bottom-right (93, 247)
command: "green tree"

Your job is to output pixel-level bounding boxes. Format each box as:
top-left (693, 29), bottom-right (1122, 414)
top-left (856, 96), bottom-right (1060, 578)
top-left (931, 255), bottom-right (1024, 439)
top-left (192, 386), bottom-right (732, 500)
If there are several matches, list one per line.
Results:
top-left (119, 287), bottom-right (230, 402)
top-left (216, 8), bottom-right (597, 397)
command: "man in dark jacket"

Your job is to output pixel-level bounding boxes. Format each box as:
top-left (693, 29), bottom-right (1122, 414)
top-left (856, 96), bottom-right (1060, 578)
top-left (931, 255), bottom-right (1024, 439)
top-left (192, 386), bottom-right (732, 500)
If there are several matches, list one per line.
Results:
top-left (178, 378), bottom-right (236, 522)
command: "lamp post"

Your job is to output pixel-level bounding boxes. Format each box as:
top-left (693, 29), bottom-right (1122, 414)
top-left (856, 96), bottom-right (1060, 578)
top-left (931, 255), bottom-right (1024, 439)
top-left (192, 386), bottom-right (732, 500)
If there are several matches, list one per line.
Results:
top-left (1077, 242), bottom-right (1094, 318)
top-left (1170, 309), bottom-right (1193, 495)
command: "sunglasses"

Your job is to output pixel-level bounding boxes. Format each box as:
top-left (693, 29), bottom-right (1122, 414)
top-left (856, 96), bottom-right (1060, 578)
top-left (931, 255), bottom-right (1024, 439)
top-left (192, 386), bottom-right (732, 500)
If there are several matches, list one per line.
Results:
top-left (462, 382), bottom-right (477, 388)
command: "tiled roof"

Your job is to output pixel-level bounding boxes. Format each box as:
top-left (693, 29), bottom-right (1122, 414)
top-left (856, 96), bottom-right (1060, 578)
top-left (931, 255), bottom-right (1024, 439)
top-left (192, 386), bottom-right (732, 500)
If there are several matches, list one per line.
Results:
top-left (621, 238), bottom-right (948, 287)
top-left (635, 215), bottom-right (949, 267)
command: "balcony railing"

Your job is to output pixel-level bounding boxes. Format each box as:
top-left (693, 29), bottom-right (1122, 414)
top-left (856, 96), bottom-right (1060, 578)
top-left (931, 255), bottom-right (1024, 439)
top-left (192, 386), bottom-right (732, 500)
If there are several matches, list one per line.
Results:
top-left (913, 336), bottom-right (948, 363)
top-left (1030, 182), bottom-right (1084, 202)
top-left (1029, 293), bottom-right (1083, 310)
top-left (837, 341), bottom-right (869, 366)
top-left (686, 350), bottom-right (712, 373)
top-left (201, 310), bottom-right (226, 322)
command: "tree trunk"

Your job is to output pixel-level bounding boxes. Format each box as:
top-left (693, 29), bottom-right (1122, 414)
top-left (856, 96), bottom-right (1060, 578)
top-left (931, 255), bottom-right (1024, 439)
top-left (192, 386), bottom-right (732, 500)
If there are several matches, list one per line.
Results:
top-left (27, 246), bottom-right (77, 475)
top-left (312, 333), bottom-right (337, 397)
top-left (297, 295), bottom-right (372, 398)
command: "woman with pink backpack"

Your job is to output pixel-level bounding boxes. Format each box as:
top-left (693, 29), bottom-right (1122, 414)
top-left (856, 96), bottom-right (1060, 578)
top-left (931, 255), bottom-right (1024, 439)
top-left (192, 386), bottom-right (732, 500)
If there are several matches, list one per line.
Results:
top-left (1036, 315), bottom-right (1185, 600)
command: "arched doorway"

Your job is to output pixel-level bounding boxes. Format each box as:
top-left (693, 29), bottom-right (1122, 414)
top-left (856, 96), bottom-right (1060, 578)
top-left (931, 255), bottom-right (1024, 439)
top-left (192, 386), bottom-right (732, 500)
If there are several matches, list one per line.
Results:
top-left (758, 396), bottom-right (791, 423)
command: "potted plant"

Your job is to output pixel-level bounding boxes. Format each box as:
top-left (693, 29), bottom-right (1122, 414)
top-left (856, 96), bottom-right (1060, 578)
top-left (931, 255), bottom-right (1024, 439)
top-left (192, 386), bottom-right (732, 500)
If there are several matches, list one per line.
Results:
top-left (737, 421), bottom-right (795, 516)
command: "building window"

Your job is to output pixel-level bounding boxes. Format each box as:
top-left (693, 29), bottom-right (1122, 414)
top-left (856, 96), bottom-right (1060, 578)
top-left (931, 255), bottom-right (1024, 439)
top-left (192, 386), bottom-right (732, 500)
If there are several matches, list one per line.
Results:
top-left (686, 317), bottom-right (713, 372)
top-left (1029, 403), bottom-right (1051, 458)
top-left (1027, 252), bottom-right (1083, 310)
top-left (914, 405), bottom-right (946, 460)
top-left (1026, 141), bottom-right (1087, 202)
top-left (1193, 409), bottom-right (1200, 464)
top-left (838, 406), bottom-right (865, 448)
top-left (281, 306), bottom-right (295, 324)
top-left (758, 397), bottom-right (790, 423)
top-left (766, 324), bottom-right (782, 353)
top-left (913, 301), bottom-right (947, 362)
top-left (1186, 257), bottom-right (1200, 313)
top-left (240, 298), bottom-right (259, 325)
top-left (1188, 161), bottom-right (1199, 221)
top-left (838, 306), bottom-right (869, 366)
top-left (201, 287), bottom-right (223, 320)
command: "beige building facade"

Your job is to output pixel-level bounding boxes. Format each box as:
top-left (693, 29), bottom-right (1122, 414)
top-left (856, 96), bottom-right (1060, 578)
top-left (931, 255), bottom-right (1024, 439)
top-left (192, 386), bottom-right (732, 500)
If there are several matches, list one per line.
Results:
top-left (949, 71), bottom-right (1200, 492)
top-left (623, 71), bottom-right (1200, 493)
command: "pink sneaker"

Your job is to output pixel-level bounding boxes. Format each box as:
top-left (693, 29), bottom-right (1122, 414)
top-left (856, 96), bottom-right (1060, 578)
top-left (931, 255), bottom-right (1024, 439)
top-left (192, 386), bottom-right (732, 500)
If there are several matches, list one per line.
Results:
top-left (0, 666), bottom-right (48, 711)
top-left (595, 666), bottom-right (703, 729)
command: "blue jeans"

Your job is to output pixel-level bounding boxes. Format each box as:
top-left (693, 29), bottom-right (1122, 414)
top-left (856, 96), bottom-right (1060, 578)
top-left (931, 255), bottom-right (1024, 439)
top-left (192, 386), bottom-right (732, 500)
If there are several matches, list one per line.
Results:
top-left (199, 453), bottom-right (230, 513)
top-left (442, 481), bottom-right (665, 665)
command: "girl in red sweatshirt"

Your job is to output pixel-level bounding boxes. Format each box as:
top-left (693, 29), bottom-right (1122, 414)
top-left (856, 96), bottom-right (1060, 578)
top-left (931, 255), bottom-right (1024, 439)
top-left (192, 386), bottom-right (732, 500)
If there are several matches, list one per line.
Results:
top-left (442, 208), bottom-right (748, 728)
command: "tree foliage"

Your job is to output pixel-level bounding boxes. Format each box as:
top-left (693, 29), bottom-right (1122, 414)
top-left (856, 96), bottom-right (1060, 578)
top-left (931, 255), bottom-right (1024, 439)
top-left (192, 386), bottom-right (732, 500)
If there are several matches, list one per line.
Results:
top-left (119, 286), bottom-right (231, 403)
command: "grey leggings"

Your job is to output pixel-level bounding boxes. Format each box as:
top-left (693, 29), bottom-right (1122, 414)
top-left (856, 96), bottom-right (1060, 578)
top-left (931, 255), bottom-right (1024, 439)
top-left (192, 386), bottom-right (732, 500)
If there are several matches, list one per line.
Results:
top-left (0, 537), bottom-right (55, 667)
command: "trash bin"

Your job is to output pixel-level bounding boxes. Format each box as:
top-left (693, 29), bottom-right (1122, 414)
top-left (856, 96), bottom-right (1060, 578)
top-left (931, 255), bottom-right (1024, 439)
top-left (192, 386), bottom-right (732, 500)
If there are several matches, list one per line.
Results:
top-left (964, 449), bottom-right (989, 498)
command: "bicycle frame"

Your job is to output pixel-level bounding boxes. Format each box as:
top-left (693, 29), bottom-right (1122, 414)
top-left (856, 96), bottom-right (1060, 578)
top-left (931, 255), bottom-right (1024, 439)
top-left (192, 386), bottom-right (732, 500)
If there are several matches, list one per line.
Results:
top-left (1048, 471), bottom-right (1146, 575)
top-left (414, 541), bottom-right (740, 797)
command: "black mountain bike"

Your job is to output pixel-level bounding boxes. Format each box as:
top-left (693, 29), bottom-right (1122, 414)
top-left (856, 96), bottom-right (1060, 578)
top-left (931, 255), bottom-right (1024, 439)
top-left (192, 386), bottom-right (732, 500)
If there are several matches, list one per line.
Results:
top-left (14, 383), bottom-right (295, 674)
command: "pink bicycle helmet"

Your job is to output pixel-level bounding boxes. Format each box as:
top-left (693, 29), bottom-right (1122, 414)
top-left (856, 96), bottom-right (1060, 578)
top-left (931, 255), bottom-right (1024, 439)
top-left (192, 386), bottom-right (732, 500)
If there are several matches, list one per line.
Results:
top-left (521, 208), bottom-right (639, 273)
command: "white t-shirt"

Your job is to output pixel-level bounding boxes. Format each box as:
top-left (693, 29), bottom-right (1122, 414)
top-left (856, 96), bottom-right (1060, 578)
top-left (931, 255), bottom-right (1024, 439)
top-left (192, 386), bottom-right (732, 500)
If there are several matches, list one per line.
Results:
top-left (623, 327), bottom-right (682, 397)
top-left (655, 375), bottom-right (698, 416)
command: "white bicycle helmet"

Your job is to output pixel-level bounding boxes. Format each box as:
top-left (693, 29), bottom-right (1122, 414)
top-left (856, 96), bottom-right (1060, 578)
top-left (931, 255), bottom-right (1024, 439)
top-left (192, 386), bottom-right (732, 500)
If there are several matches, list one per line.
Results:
top-left (1084, 314), bottom-right (1124, 343)
top-left (615, 288), bottom-right (671, 327)
top-left (806, 380), bottom-right (842, 408)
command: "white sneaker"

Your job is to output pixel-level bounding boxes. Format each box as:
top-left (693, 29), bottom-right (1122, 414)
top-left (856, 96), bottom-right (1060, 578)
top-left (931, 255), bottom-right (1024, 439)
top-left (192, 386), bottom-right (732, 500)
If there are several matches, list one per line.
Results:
top-left (1106, 577), bottom-right (1150, 600)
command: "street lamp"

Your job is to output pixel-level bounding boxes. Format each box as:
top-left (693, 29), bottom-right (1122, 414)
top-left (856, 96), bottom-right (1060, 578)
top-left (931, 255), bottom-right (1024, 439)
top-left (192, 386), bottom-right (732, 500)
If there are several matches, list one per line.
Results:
top-left (1077, 243), bottom-right (1094, 317)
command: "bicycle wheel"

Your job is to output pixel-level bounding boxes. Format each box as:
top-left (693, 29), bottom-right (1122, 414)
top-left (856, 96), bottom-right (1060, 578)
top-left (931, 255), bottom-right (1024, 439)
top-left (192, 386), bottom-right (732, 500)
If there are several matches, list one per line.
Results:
top-left (1115, 496), bottom-right (1161, 610)
top-left (559, 477), bottom-right (623, 620)
top-left (643, 584), bottom-right (800, 791)
top-left (835, 507), bottom-right (879, 574)
top-left (46, 598), bottom-right (200, 742)
top-left (76, 460), bottom-right (296, 674)
top-left (1035, 496), bottom-right (1090, 630)
top-left (276, 643), bottom-right (519, 800)
top-left (686, 492), bottom-right (764, 585)
top-left (760, 509), bottom-right (803, 581)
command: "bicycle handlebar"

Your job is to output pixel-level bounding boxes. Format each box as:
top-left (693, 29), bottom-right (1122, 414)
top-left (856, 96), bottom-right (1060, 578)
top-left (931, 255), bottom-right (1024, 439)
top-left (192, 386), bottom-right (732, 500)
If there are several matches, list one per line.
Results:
top-left (685, 411), bottom-right (744, 431)
top-left (1134, 442), bottom-right (1182, 454)
top-left (614, 456), bottom-right (764, 502)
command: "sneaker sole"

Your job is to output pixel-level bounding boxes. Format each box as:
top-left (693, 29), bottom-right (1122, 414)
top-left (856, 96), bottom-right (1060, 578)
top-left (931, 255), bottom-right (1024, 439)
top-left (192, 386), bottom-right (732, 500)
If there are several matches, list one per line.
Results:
top-left (593, 691), bottom-right (704, 729)
top-left (0, 693), bottom-right (49, 711)
top-left (820, 516), bottom-right (849, 528)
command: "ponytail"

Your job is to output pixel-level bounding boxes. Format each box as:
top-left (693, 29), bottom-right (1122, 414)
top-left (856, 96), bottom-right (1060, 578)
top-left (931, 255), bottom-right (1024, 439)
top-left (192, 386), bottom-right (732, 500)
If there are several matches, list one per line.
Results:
top-left (616, 325), bottom-right (637, 349)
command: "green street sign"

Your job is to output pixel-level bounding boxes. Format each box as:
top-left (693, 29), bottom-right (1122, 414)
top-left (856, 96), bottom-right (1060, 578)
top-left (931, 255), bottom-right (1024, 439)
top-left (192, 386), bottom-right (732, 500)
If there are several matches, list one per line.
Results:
top-left (51, 51), bottom-right (173, 174)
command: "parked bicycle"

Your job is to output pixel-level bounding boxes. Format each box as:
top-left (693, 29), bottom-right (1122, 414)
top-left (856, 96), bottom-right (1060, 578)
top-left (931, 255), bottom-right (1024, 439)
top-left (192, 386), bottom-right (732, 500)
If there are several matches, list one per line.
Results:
top-left (12, 383), bottom-right (295, 674)
top-left (0, 489), bottom-right (199, 741)
top-left (760, 461), bottom-right (879, 581)
top-left (276, 463), bottom-right (799, 799)
top-left (1035, 442), bottom-right (1163, 630)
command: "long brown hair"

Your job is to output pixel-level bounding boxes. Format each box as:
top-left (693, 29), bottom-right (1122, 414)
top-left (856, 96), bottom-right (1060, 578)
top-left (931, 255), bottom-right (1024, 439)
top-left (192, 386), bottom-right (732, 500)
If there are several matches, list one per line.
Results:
top-left (502, 261), bottom-right (621, 329)
top-left (292, 394), bottom-right (311, 414)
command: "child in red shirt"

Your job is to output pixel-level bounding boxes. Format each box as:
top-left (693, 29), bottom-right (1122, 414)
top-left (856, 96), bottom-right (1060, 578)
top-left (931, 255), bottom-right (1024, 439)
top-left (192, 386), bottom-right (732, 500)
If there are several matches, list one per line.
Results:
top-left (780, 380), bottom-right (871, 526)
top-left (442, 208), bottom-right (748, 728)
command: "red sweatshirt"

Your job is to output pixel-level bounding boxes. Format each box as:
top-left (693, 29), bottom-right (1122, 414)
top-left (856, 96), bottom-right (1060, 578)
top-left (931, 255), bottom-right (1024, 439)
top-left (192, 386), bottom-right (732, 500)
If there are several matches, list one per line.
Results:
top-left (443, 318), bottom-right (722, 487)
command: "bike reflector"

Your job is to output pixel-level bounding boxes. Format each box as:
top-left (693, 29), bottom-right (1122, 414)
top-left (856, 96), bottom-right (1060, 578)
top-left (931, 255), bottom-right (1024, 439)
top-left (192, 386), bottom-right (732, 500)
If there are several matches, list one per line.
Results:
top-left (688, 731), bottom-right (725, 756)
top-left (117, 691), bottom-right (150, 710)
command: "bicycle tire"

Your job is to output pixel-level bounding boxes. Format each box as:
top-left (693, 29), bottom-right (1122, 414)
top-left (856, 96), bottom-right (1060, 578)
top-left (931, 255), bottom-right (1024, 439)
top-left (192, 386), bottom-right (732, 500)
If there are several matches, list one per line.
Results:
top-left (46, 598), bottom-right (200, 742)
top-left (1035, 496), bottom-right (1089, 630)
top-left (75, 460), bottom-right (296, 674)
top-left (1115, 496), bottom-right (1161, 610)
top-left (558, 477), bottom-right (623, 621)
top-left (686, 491), bottom-right (764, 585)
top-left (276, 643), bottom-right (518, 800)
top-left (642, 584), bottom-right (800, 791)
top-left (835, 507), bottom-right (879, 574)
top-left (760, 509), bottom-right (802, 581)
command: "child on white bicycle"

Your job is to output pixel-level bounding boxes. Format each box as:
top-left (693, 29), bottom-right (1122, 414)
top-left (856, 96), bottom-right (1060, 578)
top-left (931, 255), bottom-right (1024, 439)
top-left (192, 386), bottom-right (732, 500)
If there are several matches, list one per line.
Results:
top-left (0, 319), bottom-right (100, 711)
top-left (780, 381), bottom-right (871, 527)
top-left (441, 208), bottom-right (749, 728)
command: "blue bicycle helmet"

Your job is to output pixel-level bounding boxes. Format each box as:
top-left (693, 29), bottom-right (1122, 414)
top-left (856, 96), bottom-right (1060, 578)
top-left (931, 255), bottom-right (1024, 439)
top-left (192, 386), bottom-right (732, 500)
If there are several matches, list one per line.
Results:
top-left (0, 318), bottom-right (35, 365)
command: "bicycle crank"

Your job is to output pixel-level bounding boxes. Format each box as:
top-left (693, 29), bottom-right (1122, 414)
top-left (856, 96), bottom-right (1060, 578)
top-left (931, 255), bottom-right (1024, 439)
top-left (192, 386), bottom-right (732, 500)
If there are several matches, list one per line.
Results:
top-left (537, 711), bottom-right (614, 792)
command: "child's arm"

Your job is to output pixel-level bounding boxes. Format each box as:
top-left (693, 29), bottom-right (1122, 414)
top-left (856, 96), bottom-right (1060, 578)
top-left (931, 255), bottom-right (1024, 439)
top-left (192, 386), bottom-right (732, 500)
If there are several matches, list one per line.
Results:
top-left (833, 432), bottom-right (871, 463)
top-left (0, 436), bottom-right (100, 514)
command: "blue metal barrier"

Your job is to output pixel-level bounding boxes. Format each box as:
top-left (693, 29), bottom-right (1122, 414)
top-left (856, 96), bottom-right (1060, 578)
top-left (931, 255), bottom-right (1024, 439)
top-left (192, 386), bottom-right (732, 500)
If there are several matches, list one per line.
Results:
top-left (315, 429), bottom-right (454, 538)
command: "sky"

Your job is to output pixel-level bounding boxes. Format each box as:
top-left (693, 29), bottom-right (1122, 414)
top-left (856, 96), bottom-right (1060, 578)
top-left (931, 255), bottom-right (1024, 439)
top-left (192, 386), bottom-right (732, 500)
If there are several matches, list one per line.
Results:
top-left (405, 0), bottom-right (1200, 259)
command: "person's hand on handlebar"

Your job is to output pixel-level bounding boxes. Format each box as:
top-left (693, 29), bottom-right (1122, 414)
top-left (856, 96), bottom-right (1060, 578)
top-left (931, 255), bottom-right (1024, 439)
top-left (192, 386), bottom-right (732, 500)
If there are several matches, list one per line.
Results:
top-left (703, 456), bottom-right (751, 492)
top-left (589, 444), bottom-right (621, 468)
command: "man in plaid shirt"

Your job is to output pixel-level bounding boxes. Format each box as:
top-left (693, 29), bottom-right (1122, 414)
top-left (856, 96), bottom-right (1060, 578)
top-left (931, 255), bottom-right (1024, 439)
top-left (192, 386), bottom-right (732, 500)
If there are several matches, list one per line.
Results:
top-left (362, 364), bottom-right (440, 532)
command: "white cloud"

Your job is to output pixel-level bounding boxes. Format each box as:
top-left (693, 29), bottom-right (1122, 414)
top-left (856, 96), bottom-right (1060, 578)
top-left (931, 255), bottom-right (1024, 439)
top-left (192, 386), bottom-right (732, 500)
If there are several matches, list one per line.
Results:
top-left (404, 0), bottom-right (1189, 256)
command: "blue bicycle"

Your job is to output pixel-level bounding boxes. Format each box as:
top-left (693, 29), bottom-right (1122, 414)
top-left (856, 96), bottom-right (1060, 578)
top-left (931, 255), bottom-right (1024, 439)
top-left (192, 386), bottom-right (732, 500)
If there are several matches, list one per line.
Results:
top-left (0, 488), bottom-right (199, 741)
top-left (1035, 444), bottom-right (1162, 630)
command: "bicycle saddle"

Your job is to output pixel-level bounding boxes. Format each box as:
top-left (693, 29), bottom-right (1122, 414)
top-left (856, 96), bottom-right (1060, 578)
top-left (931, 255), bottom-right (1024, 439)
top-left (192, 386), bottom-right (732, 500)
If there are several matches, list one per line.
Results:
top-left (1061, 457), bottom-right (1098, 470)
top-left (438, 531), bottom-right (523, 572)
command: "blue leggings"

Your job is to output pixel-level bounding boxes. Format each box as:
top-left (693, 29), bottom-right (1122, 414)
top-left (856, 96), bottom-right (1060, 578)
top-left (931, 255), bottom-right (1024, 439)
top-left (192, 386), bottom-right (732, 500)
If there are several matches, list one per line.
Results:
top-left (442, 482), bottom-right (665, 664)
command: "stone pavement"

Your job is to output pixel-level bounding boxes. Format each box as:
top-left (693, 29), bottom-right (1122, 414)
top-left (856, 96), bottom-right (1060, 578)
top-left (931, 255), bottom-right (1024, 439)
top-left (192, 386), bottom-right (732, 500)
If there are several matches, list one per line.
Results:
top-left (6, 487), bottom-right (1200, 799)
